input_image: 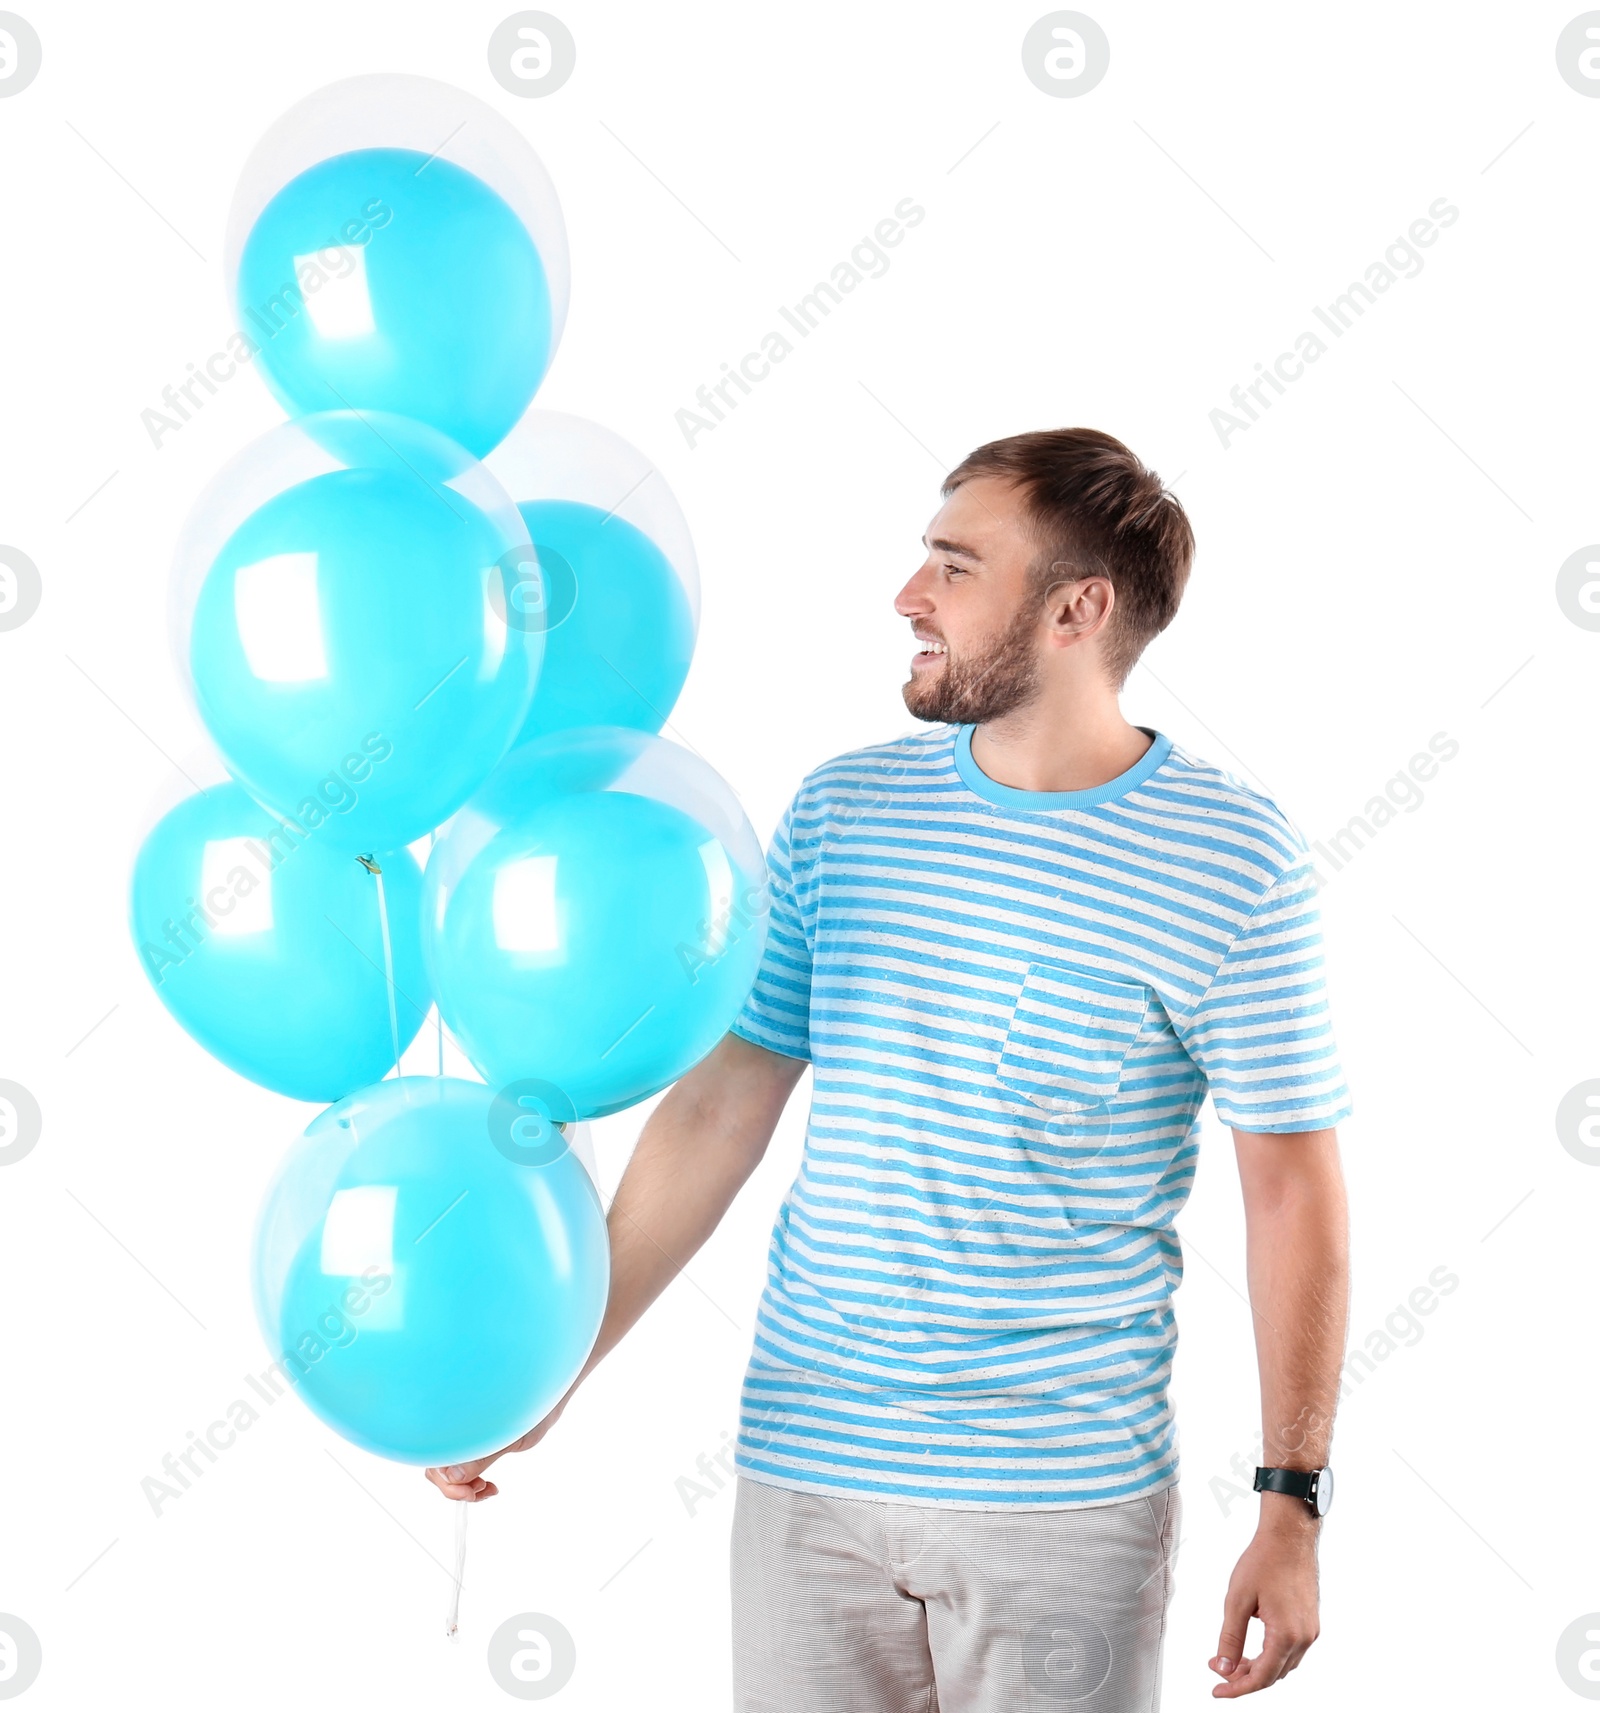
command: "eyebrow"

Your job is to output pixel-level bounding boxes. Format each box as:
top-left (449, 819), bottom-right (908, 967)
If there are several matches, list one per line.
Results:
top-left (922, 534), bottom-right (984, 561)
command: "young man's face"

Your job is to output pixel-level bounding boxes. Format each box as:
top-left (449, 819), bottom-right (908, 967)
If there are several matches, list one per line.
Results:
top-left (895, 475), bottom-right (1048, 725)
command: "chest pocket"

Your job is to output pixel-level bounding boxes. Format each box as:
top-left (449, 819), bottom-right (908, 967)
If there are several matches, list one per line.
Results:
top-left (995, 961), bottom-right (1149, 1111)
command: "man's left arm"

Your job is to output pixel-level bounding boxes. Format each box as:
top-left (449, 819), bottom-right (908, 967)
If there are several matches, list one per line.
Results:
top-left (1209, 1126), bottom-right (1349, 1699)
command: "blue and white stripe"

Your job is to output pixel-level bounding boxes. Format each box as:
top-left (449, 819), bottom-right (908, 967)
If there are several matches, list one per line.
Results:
top-left (731, 723), bottom-right (1350, 1509)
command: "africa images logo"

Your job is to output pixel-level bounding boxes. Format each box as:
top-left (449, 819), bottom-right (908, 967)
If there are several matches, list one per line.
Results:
top-left (1209, 198), bottom-right (1460, 449)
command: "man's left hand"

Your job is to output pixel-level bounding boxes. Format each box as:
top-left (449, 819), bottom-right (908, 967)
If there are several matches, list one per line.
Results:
top-left (1208, 1505), bottom-right (1321, 1697)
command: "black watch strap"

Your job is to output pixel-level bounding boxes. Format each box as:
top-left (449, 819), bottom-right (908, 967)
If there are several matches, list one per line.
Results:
top-left (1253, 1466), bottom-right (1332, 1515)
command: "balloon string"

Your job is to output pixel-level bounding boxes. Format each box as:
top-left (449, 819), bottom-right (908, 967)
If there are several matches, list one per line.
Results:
top-left (430, 832), bottom-right (443, 1079)
top-left (446, 1499), bottom-right (469, 1640)
top-left (358, 855), bottom-right (403, 1077)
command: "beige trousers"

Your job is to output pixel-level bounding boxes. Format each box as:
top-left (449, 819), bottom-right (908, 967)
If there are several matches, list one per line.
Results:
top-left (730, 1477), bottom-right (1180, 1712)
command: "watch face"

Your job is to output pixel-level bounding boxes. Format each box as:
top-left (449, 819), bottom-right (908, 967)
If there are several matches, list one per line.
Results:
top-left (1314, 1466), bottom-right (1334, 1517)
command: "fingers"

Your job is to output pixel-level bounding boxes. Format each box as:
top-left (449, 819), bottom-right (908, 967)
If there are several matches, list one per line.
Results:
top-left (421, 1416), bottom-right (558, 1503)
top-left (1211, 1652), bottom-right (1287, 1696)
top-left (1209, 1625), bottom-right (1314, 1697)
top-left (1210, 1587), bottom-right (1253, 1688)
top-left (424, 1465), bottom-right (501, 1502)
top-left (442, 1455), bottom-right (496, 1483)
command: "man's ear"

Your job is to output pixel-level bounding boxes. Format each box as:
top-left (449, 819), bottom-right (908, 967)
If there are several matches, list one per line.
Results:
top-left (1042, 574), bottom-right (1115, 643)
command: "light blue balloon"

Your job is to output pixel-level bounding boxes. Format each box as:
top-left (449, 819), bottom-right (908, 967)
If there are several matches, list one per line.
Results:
top-left (130, 784), bottom-right (429, 1103)
top-left (237, 148), bottom-right (554, 457)
top-left (252, 1076), bottom-right (609, 1466)
top-left (510, 499), bottom-right (695, 745)
top-left (186, 417), bottom-right (541, 853)
top-left (422, 727), bottom-right (768, 1119)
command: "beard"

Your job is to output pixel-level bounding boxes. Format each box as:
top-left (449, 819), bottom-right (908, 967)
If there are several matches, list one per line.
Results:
top-left (901, 602), bottom-right (1042, 725)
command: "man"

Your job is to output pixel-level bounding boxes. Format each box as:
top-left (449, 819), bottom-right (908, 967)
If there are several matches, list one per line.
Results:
top-left (429, 428), bottom-right (1352, 1709)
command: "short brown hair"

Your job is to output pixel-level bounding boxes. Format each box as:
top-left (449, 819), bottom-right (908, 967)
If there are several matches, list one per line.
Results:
top-left (942, 428), bottom-right (1194, 688)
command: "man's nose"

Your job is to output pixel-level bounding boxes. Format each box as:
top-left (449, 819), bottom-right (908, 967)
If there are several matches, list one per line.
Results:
top-left (894, 569), bottom-right (934, 616)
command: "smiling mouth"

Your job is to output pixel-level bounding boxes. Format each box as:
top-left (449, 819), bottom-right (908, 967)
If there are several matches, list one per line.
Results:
top-left (911, 636), bottom-right (948, 670)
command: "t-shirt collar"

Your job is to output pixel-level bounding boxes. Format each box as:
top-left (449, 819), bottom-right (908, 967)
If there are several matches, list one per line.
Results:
top-left (953, 722), bottom-right (1172, 810)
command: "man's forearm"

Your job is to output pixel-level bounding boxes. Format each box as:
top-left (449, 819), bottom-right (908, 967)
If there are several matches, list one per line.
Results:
top-left (572, 1033), bottom-right (805, 1389)
top-left (1237, 1129), bottom-right (1350, 1521)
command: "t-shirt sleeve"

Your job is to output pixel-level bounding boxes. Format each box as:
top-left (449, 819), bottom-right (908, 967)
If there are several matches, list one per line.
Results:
top-left (1177, 856), bottom-right (1353, 1133)
top-left (730, 791), bottom-right (814, 1063)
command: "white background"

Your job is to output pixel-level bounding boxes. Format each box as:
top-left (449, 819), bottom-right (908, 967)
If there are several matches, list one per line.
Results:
top-left (1, 1), bottom-right (1597, 1707)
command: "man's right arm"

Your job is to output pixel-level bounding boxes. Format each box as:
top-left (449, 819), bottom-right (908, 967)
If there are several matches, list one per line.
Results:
top-left (425, 1030), bottom-right (806, 1501)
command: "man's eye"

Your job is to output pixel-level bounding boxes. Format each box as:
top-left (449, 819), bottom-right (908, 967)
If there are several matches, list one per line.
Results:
top-left (943, 563), bottom-right (968, 576)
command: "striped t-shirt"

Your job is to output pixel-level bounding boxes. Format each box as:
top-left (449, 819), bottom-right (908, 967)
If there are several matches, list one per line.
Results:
top-left (730, 722), bottom-right (1351, 1510)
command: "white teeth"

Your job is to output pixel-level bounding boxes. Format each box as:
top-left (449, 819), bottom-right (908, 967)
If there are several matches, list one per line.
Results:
top-left (917, 640), bottom-right (946, 654)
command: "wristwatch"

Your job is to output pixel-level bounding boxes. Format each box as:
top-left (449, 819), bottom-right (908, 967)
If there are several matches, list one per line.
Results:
top-left (1253, 1466), bottom-right (1334, 1517)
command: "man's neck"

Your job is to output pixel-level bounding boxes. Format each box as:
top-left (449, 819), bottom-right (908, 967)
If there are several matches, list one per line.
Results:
top-left (968, 697), bottom-right (1153, 795)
